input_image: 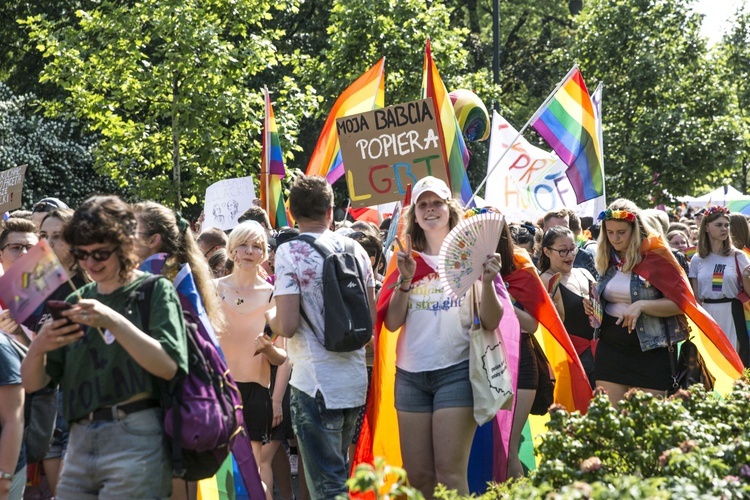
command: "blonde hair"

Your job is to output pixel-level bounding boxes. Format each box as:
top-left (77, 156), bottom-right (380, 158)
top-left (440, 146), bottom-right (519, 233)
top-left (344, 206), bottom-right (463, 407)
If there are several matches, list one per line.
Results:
top-left (697, 212), bottom-right (732, 258)
top-left (403, 198), bottom-right (463, 252)
top-left (227, 221), bottom-right (268, 263)
top-left (595, 198), bottom-right (653, 274)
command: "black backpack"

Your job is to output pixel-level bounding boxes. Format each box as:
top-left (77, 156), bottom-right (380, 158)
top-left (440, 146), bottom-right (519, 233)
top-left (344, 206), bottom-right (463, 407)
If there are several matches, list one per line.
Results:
top-left (296, 234), bottom-right (373, 352)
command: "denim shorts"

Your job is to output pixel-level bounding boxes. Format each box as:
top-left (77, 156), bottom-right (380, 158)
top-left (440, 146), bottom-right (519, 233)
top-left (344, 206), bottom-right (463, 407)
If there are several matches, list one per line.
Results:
top-left (395, 360), bottom-right (473, 412)
top-left (56, 407), bottom-right (171, 499)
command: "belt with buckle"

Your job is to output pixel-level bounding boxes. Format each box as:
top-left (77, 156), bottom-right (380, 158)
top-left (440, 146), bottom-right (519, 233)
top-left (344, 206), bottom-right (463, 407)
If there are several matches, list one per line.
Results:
top-left (79, 399), bottom-right (159, 423)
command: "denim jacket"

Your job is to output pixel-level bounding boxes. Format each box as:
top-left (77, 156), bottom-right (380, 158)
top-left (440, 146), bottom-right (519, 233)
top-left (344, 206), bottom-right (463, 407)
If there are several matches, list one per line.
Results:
top-left (596, 266), bottom-right (689, 351)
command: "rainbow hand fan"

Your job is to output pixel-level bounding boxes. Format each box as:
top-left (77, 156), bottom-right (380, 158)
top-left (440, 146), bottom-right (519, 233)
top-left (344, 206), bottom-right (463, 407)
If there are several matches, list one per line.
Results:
top-left (438, 212), bottom-right (505, 300)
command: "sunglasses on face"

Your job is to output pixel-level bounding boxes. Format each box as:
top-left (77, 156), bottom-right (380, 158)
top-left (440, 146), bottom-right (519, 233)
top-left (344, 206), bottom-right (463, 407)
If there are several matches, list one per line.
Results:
top-left (70, 247), bottom-right (116, 262)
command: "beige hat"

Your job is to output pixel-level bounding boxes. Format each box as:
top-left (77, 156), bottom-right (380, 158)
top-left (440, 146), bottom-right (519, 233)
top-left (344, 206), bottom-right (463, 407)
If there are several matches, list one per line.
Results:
top-left (411, 176), bottom-right (451, 205)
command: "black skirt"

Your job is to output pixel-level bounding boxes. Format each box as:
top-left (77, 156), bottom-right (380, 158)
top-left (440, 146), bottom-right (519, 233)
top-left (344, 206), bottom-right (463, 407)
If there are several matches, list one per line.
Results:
top-left (594, 313), bottom-right (673, 391)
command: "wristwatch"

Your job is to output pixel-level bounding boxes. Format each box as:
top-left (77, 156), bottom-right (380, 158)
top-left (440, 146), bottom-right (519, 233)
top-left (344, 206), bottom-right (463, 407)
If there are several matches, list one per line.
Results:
top-left (0, 470), bottom-right (12, 480)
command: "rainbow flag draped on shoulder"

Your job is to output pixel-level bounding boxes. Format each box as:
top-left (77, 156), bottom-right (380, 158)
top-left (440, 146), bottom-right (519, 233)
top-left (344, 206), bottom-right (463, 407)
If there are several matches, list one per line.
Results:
top-left (422, 39), bottom-right (473, 206)
top-left (354, 251), bottom-right (521, 488)
top-left (306, 58), bottom-right (386, 184)
top-left (505, 249), bottom-right (592, 414)
top-left (260, 87), bottom-right (288, 229)
top-left (633, 236), bottom-right (744, 393)
top-left (531, 66), bottom-right (603, 204)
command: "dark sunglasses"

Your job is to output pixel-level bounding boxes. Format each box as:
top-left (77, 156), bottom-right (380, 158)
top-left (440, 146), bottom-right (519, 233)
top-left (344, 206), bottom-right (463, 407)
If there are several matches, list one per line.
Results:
top-left (32, 201), bottom-right (58, 213)
top-left (70, 247), bottom-right (116, 262)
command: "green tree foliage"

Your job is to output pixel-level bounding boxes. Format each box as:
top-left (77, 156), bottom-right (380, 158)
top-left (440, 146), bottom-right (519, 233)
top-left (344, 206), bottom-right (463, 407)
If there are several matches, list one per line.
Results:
top-left (0, 82), bottom-right (121, 208)
top-left (295, 0), bottom-right (501, 193)
top-left (569, 0), bottom-right (741, 205)
top-left (22, 0), bottom-right (318, 209)
top-left (716, 4), bottom-right (750, 193)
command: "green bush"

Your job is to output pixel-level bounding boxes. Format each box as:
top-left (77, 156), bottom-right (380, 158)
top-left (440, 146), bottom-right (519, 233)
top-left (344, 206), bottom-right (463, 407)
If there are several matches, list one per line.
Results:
top-left (353, 377), bottom-right (750, 499)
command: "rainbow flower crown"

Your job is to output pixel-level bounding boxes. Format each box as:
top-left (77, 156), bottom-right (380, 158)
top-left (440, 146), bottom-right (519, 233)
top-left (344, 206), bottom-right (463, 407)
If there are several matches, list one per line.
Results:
top-left (597, 209), bottom-right (636, 223)
top-left (706, 205), bottom-right (730, 216)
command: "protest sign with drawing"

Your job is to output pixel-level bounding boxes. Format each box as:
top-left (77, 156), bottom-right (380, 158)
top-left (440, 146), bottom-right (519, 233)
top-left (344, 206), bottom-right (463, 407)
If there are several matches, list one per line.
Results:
top-left (0, 165), bottom-right (27, 213)
top-left (336, 98), bottom-right (450, 208)
top-left (484, 111), bottom-right (605, 221)
top-left (203, 176), bottom-right (256, 231)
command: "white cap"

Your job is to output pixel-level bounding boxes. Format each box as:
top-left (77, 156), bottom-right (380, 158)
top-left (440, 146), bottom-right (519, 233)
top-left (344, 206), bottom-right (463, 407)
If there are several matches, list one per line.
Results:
top-left (411, 176), bottom-right (451, 205)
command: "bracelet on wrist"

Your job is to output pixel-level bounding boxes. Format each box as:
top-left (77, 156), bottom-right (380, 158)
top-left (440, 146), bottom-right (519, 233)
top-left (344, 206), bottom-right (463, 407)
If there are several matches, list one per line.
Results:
top-left (388, 275), bottom-right (414, 291)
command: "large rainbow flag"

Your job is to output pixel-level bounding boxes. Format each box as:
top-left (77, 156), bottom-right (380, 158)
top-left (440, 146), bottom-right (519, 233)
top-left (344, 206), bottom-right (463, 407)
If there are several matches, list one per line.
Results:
top-left (531, 66), bottom-right (603, 204)
top-left (260, 87), bottom-right (288, 229)
top-left (306, 58), bottom-right (386, 184)
top-left (422, 39), bottom-right (473, 205)
top-left (633, 236), bottom-right (744, 393)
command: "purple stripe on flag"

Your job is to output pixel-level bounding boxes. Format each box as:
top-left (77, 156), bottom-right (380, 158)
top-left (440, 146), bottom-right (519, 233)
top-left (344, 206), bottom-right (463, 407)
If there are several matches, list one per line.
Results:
top-left (532, 118), bottom-right (576, 162)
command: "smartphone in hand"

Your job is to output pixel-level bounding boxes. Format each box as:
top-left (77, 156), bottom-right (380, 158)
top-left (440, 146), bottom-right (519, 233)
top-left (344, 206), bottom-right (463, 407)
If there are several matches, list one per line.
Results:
top-left (47, 300), bottom-right (72, 324)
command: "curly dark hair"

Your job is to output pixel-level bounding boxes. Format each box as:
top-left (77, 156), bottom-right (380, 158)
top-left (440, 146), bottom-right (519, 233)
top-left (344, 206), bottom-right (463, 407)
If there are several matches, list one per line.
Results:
top-left (63, 195), bottom-right (138, 281)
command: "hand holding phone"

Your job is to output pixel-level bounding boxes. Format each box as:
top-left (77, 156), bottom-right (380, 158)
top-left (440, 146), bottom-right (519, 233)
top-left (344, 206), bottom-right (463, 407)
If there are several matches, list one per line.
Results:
top-left (47, 300), bottom-right (73, 324)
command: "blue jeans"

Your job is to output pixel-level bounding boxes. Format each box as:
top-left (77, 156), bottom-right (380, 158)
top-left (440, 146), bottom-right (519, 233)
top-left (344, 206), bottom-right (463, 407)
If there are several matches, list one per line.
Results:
top-left (56, 407), bottom-right (171, 499)
top-left (290, 388), bottom-right (361, 500)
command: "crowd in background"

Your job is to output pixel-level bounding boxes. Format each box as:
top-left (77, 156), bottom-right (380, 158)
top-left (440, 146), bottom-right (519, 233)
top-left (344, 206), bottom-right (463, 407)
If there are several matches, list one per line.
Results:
top-left (0, 179), bottom-right (748, 500)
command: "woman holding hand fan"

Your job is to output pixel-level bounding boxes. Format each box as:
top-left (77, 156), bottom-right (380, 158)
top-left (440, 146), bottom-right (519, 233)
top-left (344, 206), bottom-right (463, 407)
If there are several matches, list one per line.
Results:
top-left (539, 226), bottom-right (596, 387)
top-left (383, 176), bottom-right (503, 497)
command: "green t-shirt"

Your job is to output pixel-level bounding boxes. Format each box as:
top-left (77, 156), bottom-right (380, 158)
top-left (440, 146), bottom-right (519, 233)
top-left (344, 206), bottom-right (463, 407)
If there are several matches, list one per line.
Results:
top-left (46, 273), bottom-right (188, 424)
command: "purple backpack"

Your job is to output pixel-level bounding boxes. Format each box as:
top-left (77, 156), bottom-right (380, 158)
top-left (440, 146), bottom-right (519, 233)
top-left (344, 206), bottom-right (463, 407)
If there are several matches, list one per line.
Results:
top-left (133, 275), bottom-right (241, 480)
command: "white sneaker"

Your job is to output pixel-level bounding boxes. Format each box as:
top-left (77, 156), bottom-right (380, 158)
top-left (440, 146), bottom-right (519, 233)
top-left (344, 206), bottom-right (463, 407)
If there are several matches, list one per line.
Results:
top-left (289, 453), bottom-right (299, 476)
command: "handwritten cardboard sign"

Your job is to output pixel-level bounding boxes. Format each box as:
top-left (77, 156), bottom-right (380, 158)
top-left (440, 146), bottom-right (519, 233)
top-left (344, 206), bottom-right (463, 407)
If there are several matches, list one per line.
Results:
top-left (203, 176), bottom-right (256, 232)
top-left (337, 99), bottom-right (449, 208)
top-left (0, 165), bottom-right (27, 213)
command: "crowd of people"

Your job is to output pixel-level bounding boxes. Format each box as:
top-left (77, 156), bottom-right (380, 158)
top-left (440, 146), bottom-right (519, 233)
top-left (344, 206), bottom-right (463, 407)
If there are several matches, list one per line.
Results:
top-left (0, 178), bottom-right (747, 500)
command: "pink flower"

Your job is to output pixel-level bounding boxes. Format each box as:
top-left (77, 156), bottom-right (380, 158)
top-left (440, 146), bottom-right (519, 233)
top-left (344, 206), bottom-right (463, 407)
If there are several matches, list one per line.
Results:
top-left (580, 456), bottom-right (602, 473)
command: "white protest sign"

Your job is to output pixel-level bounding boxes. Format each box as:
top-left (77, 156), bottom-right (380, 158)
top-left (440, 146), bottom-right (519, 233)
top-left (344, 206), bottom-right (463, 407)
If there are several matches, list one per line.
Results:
top-left (484, 111), bottom-right (605, 222)
top-left (0, 165), bottom-right (27, 213)
top-left (203, 176), bottom-right (256, 232)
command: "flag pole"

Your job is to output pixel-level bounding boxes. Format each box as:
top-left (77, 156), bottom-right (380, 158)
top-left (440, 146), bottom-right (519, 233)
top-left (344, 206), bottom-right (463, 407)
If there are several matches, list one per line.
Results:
top-left (263, 87), bottom-right (271, 220)
top-left (468, 64), bottom-right (579, 206)
top-left (67, 277), bottom-right (107, 341)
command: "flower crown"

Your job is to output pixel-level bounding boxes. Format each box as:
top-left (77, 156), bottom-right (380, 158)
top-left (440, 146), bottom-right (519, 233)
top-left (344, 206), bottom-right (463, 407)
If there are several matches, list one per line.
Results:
top-left (597, 209), bottom-right (636, 223)
top-left (706, 205), bottom-right (730, 216)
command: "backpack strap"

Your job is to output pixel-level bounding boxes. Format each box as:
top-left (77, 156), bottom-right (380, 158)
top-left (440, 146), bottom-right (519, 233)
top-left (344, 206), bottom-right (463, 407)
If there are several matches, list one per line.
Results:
top-left (129, 273), bottom-right (165, 332)
top-left (127, 273), bottom-right (186, 476)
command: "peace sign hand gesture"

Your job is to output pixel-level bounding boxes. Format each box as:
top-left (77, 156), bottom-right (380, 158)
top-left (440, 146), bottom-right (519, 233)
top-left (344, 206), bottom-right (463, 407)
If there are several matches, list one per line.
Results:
top-left (395, 235), bottom-right (416, 280)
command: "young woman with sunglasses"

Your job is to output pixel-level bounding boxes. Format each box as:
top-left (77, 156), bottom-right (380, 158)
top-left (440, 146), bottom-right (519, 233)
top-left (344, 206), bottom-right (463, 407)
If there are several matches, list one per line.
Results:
top-left (21, 195), bottom-right (188, 498)
top-left (539, 226), bottom-right (596, 387)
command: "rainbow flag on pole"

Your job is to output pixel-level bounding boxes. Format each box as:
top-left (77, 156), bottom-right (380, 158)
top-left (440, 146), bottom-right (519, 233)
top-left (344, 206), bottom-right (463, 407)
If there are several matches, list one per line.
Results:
top-left (260, 87), bottom-right (288, 229)
top-left (306, 58), bottom-right (386, 184)
top-left (531, 66), bottom-right (604, 203)
top-left (422, 39), bottom-right (473, 205)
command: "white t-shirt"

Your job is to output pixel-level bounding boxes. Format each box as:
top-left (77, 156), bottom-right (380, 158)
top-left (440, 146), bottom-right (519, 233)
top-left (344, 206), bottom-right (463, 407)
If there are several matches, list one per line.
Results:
top-left (689, 250), bottom-right (750, 300)
top-left (274, 230), bottom-right (375, 409)
top-left (396, 253), bottom-right (471, 372)
top-left (602, 271), bottom-right (632, 318)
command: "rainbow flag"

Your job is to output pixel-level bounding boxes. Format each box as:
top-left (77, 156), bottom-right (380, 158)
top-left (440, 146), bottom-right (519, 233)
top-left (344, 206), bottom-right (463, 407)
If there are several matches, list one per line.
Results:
top-left (633, 236), bottom-right (743, 393)
top-left (422, 39), bottom-right (473, 206)
top-left (306, 58), bottom-right (386, 184)
top-left (260, 87), bottom-right (288, 229)
top-left (531, 66), bottom-right (604, 203)
top-left (684, 246), bottom-right (697, 261)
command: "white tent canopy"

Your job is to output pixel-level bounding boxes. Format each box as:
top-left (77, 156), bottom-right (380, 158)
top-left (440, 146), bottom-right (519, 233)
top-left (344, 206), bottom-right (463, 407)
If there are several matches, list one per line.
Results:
top-left (678, 186), bottom-right (750, 208)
